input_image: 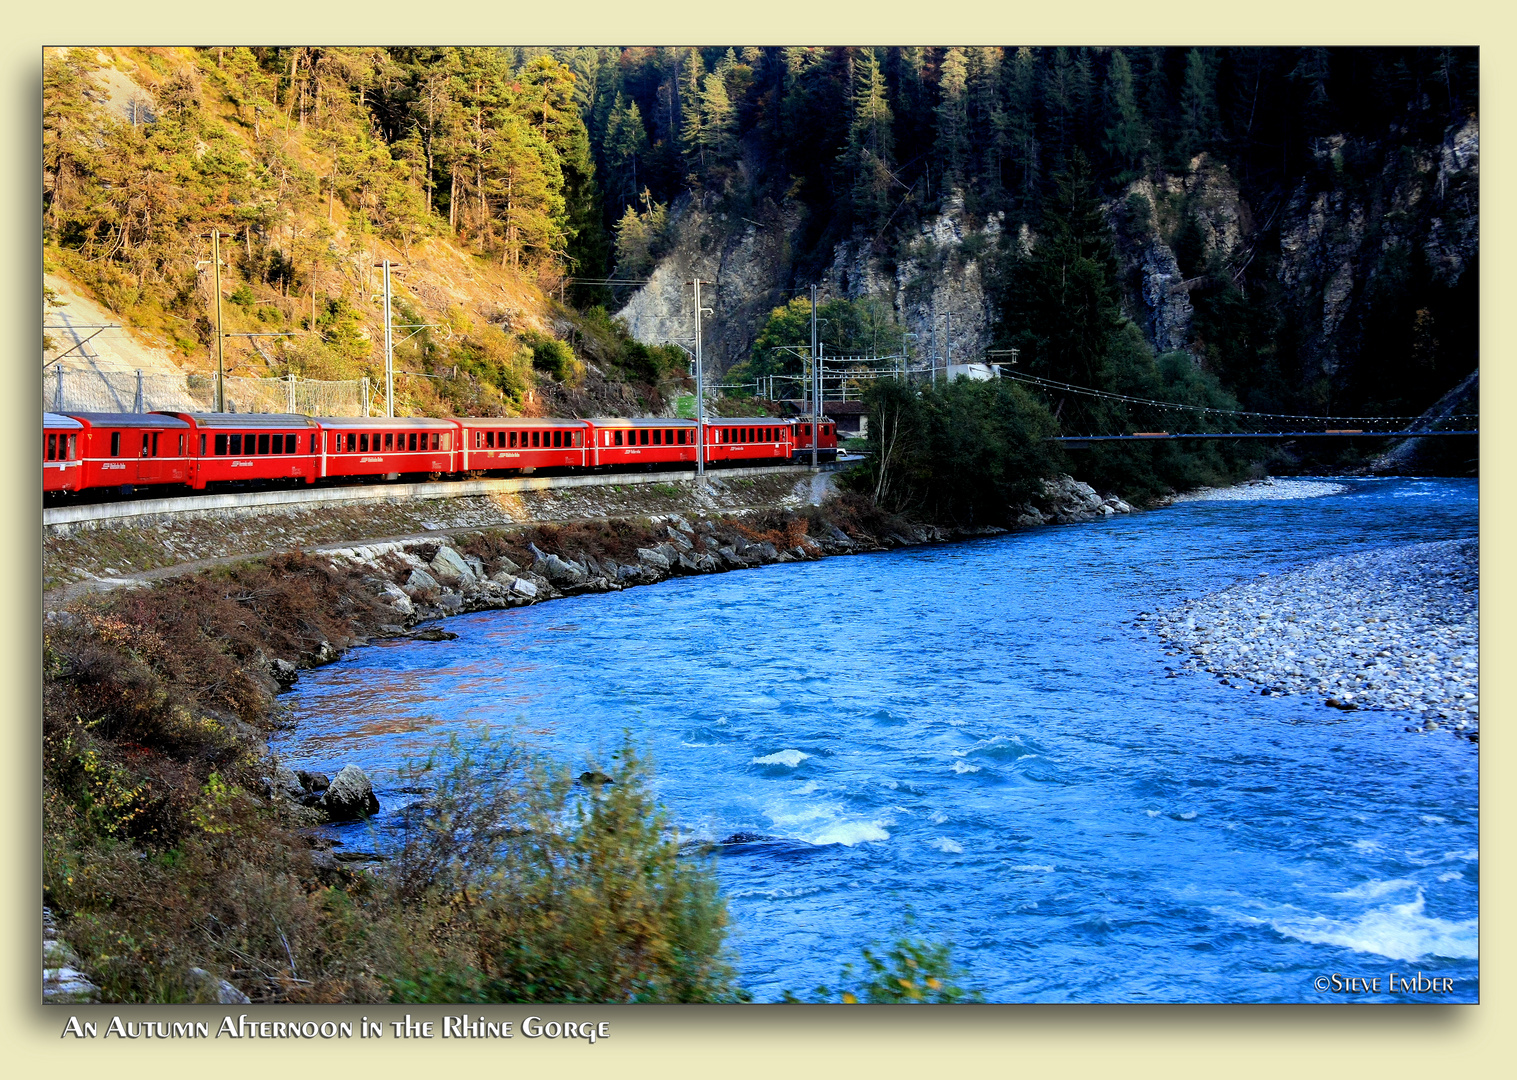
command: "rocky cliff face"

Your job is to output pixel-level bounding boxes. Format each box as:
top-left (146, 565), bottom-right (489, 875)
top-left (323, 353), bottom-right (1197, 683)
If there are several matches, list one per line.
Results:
top-left (1113, 117), bottom-right (1478, 393)
top-left (614, 198), bottom-right (806, 373)
top-left (616, 191), bottom-right (1003, 377)
top-left (619, 119), bottom-right (1478, 403)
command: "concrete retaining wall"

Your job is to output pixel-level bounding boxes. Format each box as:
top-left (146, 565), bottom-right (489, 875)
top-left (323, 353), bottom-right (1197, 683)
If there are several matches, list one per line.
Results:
top-left (45, 464), bottom-right (836, 528)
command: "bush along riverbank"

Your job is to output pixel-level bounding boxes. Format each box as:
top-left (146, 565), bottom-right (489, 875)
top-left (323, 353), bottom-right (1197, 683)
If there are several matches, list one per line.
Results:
top-left (50, 486), bottom-right (1131, 1003)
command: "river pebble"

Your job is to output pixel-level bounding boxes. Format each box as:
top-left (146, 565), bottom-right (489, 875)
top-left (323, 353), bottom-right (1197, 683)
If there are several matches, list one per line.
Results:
top-left (1141, 537), bottom-right (1478, 736)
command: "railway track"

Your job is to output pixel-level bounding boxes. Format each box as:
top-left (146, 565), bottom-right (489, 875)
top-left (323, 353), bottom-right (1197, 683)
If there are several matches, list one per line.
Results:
top-left (44, 461), bottom-right (843, 528)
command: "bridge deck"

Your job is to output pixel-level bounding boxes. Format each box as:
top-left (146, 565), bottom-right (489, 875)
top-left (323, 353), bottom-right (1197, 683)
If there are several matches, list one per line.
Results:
top-left (1052, 430), bottom-right (1476, 445)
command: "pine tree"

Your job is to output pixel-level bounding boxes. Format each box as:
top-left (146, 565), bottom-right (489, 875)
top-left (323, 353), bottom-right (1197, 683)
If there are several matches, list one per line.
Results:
top-left (966, 47), bottom-right (1004, 201)
top-left (679, 48), bottom-right (705, 173)
top-left (1002, 46), bottom-right (1040, 218)
top-left (934, 48), bottom-right (970, 196)
top-left (1177, 48), bottom-right (1219, 166)
top-left (699, 70), bottom-right (736, 172)
top-left (845, 48), bottom-right (896, 231)
top-left (1102, 49), bottom-right (1148, 182)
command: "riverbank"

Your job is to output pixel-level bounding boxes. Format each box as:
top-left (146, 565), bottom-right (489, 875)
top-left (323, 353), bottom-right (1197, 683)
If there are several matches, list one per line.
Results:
top-left (41, 473), bottom-right (1137, 1002)
top-left (1142, 536), bottom-right (1478, 738)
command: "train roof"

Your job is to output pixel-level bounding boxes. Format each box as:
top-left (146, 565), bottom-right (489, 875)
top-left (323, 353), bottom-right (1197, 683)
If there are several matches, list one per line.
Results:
top-left (455, 416), bottom-right (589, 427)
top-left (153, 412), bottom-right (318, 428)
top-left (709, 417), bottom-right (792, 425)
top-left (44, 413), bottom-right (83, 429)
top-left (66, 411), bottom-right (192, 429)
top-left (316, 415), bottom-right (458, 429)
top-left (586, 416), bottom-right (697, 427)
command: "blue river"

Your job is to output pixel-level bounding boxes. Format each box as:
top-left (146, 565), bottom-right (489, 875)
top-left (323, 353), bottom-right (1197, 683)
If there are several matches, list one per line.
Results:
top-left (272, 476), bottom-right (1478, 1003)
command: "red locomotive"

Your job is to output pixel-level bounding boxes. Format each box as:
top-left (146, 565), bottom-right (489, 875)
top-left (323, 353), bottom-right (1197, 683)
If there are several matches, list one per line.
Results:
top-left (41, 409), bottom-right (840, 500)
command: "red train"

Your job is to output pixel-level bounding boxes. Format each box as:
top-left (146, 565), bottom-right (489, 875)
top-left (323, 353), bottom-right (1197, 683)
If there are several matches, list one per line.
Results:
top-left (42, 411), bottom-right (839, 499)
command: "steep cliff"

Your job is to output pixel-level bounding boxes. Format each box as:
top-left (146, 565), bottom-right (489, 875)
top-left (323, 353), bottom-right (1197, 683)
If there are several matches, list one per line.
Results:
top-left (617, 117), bottom-right (1478, 422)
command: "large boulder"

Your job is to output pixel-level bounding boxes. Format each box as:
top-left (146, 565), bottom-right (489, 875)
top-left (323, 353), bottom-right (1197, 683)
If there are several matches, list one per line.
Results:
top-left (405, 567), bottom-right (440, 594)
top-left (188, 967), bottom-right (251, 1004)
top-left (637, 547), bottom-right (671, 570)
top-left (429, 546), bottom-right (476, 586)
top-left (377, 582), bottom-right (414, 616)
top-left (536, 552), bottom-right (588, 586)
top-left (319, 765), bottom-right (380, 821)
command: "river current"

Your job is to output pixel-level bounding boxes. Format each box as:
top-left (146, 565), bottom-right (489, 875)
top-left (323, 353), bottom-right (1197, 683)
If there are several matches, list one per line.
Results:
top-left (272, 476), bottom-right (1478, 1003)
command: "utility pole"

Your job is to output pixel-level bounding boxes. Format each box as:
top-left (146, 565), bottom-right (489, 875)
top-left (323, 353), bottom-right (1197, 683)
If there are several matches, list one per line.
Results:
top-left (212, 231), bottom-right (226, 411)
top-left (381, 260), bottom-right (394, 417)
top-left (810, 284), bottom-right (818, 469)
top-left (693, 278), bottom-right (709, 477)
top-left (929, 311), bottom-right (937, 387)
top-left (944, 312), bottom-right (953, 380)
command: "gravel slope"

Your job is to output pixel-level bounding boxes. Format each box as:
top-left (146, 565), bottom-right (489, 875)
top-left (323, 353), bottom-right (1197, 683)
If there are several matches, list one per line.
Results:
top-left (1141, 537), bottom-right (1478, 738)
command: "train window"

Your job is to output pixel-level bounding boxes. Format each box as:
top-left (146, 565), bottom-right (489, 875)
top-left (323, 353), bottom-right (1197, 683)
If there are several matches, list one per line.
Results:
top-left (486, 431), bottom-right (495, 449)
top-left (651, 429), bottom-right (661, 446)
top-left (382, 432), bottom-right (392, 451)
top-left (613, 430), bottom-right (622, 446)
top-left (67, 435), bottom-right (76, 459)
top-left (179, 434), bottom-right (185, 455)
top-left (254, 433), bottom-right (267, 455)
top-left (406, 432), bottom-right (415, 451)
top-left (151, 432), bottom-right (160, 457)
top-left (664, 429), bottom-right (672, 444)
top-left (636, 429), bottom-right (646, 445)
top-left (108, 432), bottom-right (119, 456)
top-left (213, 434), bottom-right (226, 455)
top-left (677, 430), bottom-right (686, 445)
top-left (549, 431), bottom-right (559, 448)
top-left (46, 434), bottom-right (55, 460)
top-left (442, 433), bottom-right (450, 450)
top-left (431, 433), bottom-right (439, 450)
top-left (230, 433), bottom-right (244, 455)
top-left (360, 433), bottom-right (369, 452)
top-left (200, 434), bottom-right (206, 456)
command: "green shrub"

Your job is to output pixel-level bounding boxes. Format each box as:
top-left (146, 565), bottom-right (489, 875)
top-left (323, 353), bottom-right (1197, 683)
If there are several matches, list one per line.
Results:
top-left (389, 735), bottom-right (742, 1003)
top-left (787, 933), bottom-right (982, 1004)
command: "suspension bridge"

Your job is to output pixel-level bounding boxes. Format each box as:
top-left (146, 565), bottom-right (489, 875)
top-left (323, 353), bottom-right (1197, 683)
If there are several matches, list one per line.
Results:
top-left (981, 371), bottom-right (1476, 447)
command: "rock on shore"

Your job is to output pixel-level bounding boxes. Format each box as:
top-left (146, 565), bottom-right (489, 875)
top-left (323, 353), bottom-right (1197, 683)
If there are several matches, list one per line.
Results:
top-left (1140, 538), bottom-right (1478, 737)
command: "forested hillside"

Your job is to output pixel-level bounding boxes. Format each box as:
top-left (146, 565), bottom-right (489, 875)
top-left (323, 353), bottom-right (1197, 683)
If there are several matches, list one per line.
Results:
top-left (43, 46), bottom-right (1477, 428)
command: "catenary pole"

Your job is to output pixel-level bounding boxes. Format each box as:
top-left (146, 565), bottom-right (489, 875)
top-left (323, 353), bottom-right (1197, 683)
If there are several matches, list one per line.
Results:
top-left (810, 284), bottom-right (818, 469)
top-left (693, 278), bottom-right (706, 477)
top-left (382, 260), bottom-right (394, 417)
top-left (212, 231), bottom-right (226, 411)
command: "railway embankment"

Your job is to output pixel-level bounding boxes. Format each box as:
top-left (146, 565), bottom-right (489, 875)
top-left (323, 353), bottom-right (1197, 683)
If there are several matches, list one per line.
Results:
top-left (43, 468), bottom-right (1133, 600)
top-left (44, 468), bottom-right (818, 596)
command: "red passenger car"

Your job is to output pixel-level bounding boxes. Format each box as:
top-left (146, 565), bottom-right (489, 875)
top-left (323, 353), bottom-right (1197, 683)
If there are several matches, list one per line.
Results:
top-left (587, 417), bottom-right (700, 469)
top-left (455, 418), bottom-right (588, 473)
top-left (154, 412), bottom-right (320, 490)
top-left (318, 416), bottom-right (457, 480)
top-left (43, 413), bottom-right (83, 494)
top-left (704, 417), bottom-right (793, 466)
top-left (789, 416), bottom-right (839, 463)
top-left (68, 412), bottom-right (194, 492)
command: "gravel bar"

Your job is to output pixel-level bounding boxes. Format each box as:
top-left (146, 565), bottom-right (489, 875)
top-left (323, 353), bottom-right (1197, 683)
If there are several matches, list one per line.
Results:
top-left (1140, 538), bottom-right (1478, 738)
